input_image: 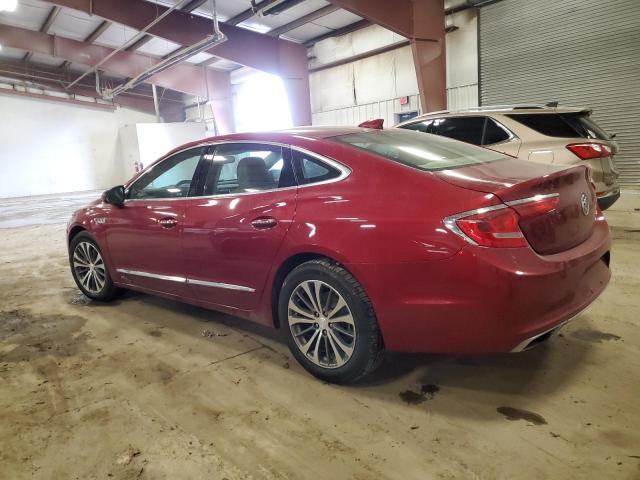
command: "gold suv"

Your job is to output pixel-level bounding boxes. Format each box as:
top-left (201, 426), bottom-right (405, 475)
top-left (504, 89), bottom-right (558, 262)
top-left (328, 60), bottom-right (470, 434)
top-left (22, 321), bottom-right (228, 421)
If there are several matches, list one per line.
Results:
top-left (396, 105), bottom-right (620, 209)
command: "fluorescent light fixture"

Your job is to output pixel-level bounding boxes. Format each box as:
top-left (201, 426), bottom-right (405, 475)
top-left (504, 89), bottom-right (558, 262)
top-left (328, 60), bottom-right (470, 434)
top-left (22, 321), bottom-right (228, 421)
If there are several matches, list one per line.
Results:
top-left (0, 0), bottom-right (18, 12)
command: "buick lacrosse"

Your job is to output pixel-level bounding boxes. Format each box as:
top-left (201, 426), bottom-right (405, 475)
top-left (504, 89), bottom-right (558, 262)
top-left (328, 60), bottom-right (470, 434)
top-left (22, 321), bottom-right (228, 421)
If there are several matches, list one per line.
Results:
top-left (68, 127), bottom-right (611, 383)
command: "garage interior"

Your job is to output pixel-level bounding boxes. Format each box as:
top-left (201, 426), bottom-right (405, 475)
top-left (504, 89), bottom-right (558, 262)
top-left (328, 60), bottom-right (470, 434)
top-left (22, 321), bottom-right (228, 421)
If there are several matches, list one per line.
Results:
top-left (0, 0), bottom-right (639, 478)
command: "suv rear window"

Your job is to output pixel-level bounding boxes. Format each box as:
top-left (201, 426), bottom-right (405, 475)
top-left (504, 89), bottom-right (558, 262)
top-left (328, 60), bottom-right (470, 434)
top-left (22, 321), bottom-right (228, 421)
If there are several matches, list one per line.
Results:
top-left (507, 112), bottom-right (611, 140)
top-left (331, 129), bottom-right (504, 172)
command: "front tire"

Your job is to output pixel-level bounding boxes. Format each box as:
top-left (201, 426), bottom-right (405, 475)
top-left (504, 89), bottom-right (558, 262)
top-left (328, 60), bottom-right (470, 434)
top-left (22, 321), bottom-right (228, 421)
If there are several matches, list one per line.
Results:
top-left (69, 232), bottom-right (122, 301)
top-left (279, 259), bottom-right (383, 384)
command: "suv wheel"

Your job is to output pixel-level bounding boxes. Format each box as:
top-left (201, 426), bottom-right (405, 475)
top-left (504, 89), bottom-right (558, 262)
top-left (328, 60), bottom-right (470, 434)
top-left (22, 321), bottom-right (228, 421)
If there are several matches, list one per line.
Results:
top-left (279, 259), bottom-right (383, 384)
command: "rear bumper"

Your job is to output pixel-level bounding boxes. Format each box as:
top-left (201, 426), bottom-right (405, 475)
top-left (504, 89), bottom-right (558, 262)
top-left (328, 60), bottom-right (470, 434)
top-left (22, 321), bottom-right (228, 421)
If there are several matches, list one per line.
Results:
top-left (597, 189), bottom-right (620, 210)
top-left (348, 220), bottom-right (611, 354)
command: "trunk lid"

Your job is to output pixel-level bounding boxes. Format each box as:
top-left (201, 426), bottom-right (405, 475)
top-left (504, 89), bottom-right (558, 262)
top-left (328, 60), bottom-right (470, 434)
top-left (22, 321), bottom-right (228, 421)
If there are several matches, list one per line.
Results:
top-left (436, 159), bottom-right (596, 255)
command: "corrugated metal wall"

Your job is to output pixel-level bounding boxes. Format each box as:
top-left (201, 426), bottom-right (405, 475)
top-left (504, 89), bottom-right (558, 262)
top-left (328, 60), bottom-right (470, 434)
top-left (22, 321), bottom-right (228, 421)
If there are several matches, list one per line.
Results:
top-left (312, 95), bottom-right (421, 127)
top-left (479, 0), bottom-right (640, 186)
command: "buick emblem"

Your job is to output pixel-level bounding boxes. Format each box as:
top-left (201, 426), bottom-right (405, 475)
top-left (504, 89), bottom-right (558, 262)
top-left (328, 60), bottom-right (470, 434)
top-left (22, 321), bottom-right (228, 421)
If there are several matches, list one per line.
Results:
top-left (580, 193), bottom-right (590, 216)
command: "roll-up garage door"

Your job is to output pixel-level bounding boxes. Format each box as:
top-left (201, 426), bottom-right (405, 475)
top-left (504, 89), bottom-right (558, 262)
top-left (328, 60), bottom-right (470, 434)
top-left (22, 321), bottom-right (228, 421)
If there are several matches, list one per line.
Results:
top-left (479, 0), bottom-right (640, 186)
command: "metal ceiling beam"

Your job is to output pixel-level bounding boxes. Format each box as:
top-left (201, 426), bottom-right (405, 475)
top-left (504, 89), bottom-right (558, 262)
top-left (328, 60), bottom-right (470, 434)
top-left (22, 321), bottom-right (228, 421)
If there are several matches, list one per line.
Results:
top-left (47, 0), bottom-right (311, 125)
top-left (0, 23), bottom-right (229, 99)
top-left (180, 0), bottom-right (208, 12)
top-left (23, 6), bottom-right (62, 63)
top-left (326, 0), bottom-right (446, 113)
top-left (268, 4), bottom-right (339, 37)
top-left (303, 19), bottom-right (370, 47)
top-left (0, 60), bottom-right (187, 118)
top-left (84, 20), bottom-right (111, 43)
top-left (227, 0), bottom-right (274, 25)
top-left (309, 40), bottom-right (410, 73)
top-left (124, 34), bottom-right (154, 52)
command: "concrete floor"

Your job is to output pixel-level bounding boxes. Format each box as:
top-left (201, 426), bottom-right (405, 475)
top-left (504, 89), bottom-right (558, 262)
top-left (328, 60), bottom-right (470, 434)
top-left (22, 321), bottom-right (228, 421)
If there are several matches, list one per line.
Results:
top-left (0, 191), bottom-right (639, 479)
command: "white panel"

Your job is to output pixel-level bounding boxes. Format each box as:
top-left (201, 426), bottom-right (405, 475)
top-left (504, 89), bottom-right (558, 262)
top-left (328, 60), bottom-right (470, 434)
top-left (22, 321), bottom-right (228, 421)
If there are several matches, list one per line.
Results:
top-left (282, 23), bottom-right (331, 43)
top-left (445, 9), bottom-right (478, 88)
top-left (238, 0), bottom-right (328, 32)
top-left (0, 94), bottom-right (156, 198)
top-left (134, 123), bottom-right (207, 168)
top-left (310, 24), bottom-right (404, 68)
top-left (447, 84), bottom-right (479, 110)
top-left (312, 95), bottom-right (421, 128)
top-left (136, 37), bottom-right (181, 57)
top-left (185, 52), bottom-right (214, 64)
top-left (311, 9), bottom-right (362, 30)
top-left (0, 0), bottom-right (50, 30)
top-left (353, 49), bottom-right (396, 104)
top-left (94, 23), bottom-right (139, 48)
top-left (394, 45), bottom-right (419, 97)
top-left (309, 64), bottom-right (355, 112)
top-left (49, 8), bottom-right (104, 41)
top-left (29, 52), bottom-right (65, 66)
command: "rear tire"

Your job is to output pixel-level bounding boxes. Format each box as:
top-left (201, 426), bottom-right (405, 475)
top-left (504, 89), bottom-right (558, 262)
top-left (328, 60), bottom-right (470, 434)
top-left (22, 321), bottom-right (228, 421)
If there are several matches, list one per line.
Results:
top-left (279, 259), bottom-right (383, 384)
top-left (69, 232), bottom-right (122, 301)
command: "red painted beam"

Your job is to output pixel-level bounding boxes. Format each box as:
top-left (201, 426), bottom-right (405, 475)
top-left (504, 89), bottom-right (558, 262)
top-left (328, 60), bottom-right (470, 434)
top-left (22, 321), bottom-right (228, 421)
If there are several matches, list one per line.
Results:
top-left (47, 0), bottom-right (312, 126)
top-left (0, 23), bottom-right (228, 99)
top-left (326, 0), bottom-right (446, 113)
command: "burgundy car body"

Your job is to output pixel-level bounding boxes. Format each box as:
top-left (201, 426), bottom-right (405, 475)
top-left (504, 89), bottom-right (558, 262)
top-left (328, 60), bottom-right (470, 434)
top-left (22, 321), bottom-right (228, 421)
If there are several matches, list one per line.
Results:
top-left (67, 127), bottom-right (611, 353)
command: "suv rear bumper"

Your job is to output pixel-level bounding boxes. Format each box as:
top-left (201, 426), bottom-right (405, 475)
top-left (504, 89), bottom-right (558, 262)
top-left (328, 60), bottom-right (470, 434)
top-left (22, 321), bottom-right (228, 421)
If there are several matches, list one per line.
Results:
top-left (597, 189), bottom-right (620, 210)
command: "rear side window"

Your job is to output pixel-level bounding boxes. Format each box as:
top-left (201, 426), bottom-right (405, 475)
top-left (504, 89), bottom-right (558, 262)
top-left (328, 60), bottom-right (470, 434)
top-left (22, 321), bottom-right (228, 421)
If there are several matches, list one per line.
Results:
top-left (431, 117), bottom-right (485, 145)
top-left (293, 150), bottom-right (343, 185)
top-left (332, 129), bottom-right (504, 172)
top-left (507, 112), bottom-right (610, 140)
top-left (483, 118), bottom-right (512, 145)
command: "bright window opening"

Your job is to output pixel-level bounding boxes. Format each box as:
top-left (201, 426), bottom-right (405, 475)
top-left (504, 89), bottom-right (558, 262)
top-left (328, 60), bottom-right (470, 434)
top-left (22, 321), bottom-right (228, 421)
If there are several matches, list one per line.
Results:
top-left (233, 72), bottom-right (293, 132)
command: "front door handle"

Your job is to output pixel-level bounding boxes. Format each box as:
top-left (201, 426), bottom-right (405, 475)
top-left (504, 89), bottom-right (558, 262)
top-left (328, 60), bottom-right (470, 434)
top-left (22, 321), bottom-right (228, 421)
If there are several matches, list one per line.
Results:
top-left (251, 217), bottom-right (278, 229)
top-left (158, 217), bottom-right (178, 228)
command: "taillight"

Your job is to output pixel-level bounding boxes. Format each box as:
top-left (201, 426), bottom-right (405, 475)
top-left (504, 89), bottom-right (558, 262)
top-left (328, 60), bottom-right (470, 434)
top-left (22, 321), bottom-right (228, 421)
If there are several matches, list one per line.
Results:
top-left (444, 194), bottom-right (559, 248)
top-left (566, 143), bottom-right (611, 160)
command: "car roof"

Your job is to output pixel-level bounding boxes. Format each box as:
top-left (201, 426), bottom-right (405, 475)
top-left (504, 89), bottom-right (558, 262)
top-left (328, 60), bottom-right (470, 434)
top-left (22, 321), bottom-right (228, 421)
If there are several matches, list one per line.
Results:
top-left (158, 127), bottom-right (369, 161)
top-left (397, 105), bottom-right (590, 125)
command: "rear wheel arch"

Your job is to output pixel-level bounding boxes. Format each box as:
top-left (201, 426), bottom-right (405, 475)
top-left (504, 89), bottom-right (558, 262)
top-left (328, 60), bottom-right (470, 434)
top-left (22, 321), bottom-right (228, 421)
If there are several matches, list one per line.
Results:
top-left (270, 252), bottom-right (369, 329)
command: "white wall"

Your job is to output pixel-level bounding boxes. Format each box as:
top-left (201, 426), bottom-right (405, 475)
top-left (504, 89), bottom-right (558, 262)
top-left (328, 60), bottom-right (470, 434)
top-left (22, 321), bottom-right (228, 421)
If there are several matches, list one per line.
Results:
top-left (0, 93), bottom-right (156, 198)
top-left (309, 6), bottom-right (480, 127)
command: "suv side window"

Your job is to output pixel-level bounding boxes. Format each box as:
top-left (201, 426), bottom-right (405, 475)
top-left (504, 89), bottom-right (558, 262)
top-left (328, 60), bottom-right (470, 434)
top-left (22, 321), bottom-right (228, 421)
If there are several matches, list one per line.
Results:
top-left (506, 113), bottom-right (579, 138)
top-left (432, 117), bottom-right (485, 145)
top-left (127, 147), bottom-right (205, 200)
top-left (401, 119), bottom-right (435, 133)
top-left (292, 150), bottom-right (343, 185)
top-left (202, 143), bottom-right (296, 195)
top-left (482, 118), bottom-right (512, 145)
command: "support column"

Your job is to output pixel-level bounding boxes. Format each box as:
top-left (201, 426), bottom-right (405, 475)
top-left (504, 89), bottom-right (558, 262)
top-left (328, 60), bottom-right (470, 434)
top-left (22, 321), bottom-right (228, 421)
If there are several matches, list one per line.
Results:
top-left (205, 69), bottom-right (235, 134)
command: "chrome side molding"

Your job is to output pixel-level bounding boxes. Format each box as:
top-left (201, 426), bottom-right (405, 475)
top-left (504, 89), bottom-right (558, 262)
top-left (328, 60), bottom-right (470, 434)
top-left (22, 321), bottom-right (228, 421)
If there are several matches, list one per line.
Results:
top-left (116, 269), bottom-right (255, 292)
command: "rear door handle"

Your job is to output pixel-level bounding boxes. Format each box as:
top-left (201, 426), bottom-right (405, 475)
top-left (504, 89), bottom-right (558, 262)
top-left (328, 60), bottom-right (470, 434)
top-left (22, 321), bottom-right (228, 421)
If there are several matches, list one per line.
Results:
top-left (158, 217), bottom-right (178, 228)
top-left (251, 217), bottom-right (278, 229)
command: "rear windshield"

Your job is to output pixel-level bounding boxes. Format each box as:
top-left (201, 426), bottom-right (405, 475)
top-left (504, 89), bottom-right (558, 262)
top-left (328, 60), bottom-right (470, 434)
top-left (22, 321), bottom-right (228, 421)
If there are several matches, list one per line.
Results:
top-left (507, 112), bottom-right (611, 140)
top-left (331, 129), bottom-right (505, 171)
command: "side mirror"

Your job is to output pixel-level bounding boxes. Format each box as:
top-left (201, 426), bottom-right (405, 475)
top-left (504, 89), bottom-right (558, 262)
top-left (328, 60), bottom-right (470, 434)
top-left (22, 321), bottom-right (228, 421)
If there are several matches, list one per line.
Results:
top-left (103, 185), bottom-right (125, 207)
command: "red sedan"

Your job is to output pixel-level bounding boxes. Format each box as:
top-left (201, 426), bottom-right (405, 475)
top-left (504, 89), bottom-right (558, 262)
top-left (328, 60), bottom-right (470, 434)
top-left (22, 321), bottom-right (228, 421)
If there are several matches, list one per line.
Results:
top-left (67, 127), bottom-right (611, 383)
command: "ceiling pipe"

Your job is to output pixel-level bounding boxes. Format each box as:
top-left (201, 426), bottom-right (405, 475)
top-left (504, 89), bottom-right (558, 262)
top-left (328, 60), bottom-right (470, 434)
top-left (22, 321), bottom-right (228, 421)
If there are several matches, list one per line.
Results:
top-left (102, 0), bottom-right (226, 99)
top-left (67, 0), bottom-right (195, 91)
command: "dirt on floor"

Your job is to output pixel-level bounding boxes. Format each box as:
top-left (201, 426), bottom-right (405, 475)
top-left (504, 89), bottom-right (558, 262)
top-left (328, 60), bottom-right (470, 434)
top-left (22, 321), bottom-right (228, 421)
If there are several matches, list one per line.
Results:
top-left (0, 192), bottom-right (639, 479)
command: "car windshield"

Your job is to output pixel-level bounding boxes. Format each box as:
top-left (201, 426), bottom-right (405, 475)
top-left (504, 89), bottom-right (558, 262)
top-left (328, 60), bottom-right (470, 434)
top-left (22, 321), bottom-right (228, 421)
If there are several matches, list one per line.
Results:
top-left (331, 129), bottom-right (505, 171)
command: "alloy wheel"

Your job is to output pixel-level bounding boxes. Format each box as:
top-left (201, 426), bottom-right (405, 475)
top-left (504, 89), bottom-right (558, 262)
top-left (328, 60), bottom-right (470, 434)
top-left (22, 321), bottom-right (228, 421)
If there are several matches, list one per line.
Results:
top-left (73, 241), bottom-right (106, 294)
top-left (288, 280), bottom-right (356, 368)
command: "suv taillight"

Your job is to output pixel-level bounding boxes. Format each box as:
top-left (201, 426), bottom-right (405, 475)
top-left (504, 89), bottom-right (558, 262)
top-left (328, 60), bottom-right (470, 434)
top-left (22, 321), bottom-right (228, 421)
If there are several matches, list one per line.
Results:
top-left (566, 143), bottom-right (611, 160)
top-left (444, 194), bottom-right (559, 248)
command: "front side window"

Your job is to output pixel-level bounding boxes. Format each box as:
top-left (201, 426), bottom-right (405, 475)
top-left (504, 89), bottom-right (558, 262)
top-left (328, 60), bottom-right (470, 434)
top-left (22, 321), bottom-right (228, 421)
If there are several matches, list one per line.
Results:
top-left (128, 147), bottom-right (205, 199)
top-left (293, 150), bottom-right (343, 185)
top-left (203, 143), bottom-right (295, 195)
top-left (332, 129), bottom-right (504, 172)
